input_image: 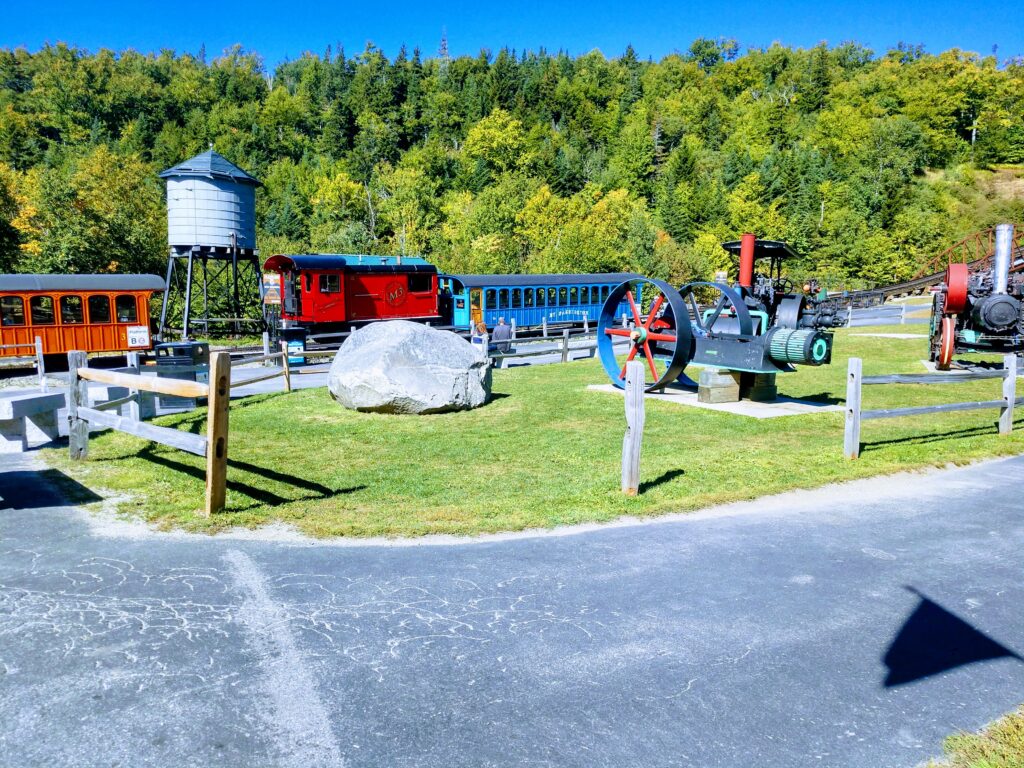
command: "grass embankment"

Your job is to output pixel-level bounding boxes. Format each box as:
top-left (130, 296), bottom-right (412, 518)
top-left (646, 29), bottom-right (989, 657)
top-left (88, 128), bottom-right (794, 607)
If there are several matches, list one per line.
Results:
top-left (929, 707), bottom-right (1024, 767)
top-left (42, 325), bottom-right (1024, 537)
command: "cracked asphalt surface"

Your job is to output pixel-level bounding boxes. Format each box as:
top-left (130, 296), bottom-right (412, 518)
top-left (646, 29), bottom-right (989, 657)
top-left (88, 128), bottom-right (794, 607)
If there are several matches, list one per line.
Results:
top-left (1, 452), bottom-right (1023, 767)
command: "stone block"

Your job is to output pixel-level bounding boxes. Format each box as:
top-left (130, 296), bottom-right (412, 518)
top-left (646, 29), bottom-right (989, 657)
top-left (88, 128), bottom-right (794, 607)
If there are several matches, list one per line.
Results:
top-left (697, 368), bottom-right (741, 404)
top-left (740, 373), bottom-right (778, 402)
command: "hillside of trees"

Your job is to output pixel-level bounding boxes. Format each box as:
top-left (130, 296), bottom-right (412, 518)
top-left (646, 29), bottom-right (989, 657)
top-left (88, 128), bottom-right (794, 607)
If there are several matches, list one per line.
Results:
top-left (1, 39), bottom-right (1023, 288)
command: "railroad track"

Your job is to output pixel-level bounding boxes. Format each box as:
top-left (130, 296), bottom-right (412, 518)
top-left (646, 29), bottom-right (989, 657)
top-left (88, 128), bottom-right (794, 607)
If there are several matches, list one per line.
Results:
top-left (836, 226), bottom-right (1024, 307)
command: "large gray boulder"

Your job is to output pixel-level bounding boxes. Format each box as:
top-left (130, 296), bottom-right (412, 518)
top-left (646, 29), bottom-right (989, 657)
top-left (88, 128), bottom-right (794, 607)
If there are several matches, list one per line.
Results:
top-left (327, 320), bottom-right (491, 414)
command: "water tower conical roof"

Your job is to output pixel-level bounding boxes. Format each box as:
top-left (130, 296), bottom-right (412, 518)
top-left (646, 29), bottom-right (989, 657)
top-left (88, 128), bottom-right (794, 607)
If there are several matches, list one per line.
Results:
top-left (159, 149), bottom-right (261, 186)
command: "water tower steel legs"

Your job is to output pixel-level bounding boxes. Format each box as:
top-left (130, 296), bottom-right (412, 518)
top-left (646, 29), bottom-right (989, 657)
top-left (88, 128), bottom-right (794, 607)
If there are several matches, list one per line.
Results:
top-left (160, 248), bottom-right (265, 339)
top-left (158, 257), bottom-right (175, 342)
top-left (182, 251), bottom-right (195, 339)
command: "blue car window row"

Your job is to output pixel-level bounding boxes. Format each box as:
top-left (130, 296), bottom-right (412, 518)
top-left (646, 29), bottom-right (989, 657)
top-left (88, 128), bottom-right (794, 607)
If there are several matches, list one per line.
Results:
top-left (480, 285), bottom-right (616, 310)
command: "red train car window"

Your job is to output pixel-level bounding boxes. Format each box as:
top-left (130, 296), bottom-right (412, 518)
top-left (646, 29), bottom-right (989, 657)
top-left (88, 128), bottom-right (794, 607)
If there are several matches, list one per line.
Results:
top-left (30, 296), bottom-right (55, 325)
top-left (88, 295), bottom-right (112, 324)
top-left (408, 273), bottom-right (432, 293)
top-left (1, 296), bottom-right (25, 326)
top-left (115, 295), bottom-right (138, 323)
top-left (319, 274), bottom-right (341, 293)
top-left (60, 295), bottom-right (85, 324)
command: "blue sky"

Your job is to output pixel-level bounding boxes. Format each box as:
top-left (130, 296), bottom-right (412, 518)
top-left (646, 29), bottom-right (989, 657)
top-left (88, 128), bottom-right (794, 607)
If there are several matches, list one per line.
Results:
top-left (2, 0), bottom-right (1020, 67)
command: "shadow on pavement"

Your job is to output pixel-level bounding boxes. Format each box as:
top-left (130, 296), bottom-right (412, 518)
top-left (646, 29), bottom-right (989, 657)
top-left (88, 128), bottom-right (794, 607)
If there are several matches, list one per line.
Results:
top-left (0, 468), bottom-right (103, 510)
top-left (883, 586), bottom-right (1022, 687)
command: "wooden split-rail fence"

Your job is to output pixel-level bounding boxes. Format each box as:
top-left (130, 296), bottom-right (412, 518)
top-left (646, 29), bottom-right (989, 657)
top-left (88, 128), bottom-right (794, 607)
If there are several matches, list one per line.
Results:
top-left (844, 355), bottom-right (1021, 459)
top-left (67, 346), bottom-right (302, 516)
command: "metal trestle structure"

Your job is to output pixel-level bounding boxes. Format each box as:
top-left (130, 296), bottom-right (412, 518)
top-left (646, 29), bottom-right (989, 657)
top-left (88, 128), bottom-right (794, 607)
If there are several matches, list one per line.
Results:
top-left (159, 244), bottom-right (265, 340)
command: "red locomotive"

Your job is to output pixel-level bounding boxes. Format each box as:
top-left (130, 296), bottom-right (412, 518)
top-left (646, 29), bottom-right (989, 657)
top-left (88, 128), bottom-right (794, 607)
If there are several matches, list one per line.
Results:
top-left (263, 254), bottom-right (442, 331)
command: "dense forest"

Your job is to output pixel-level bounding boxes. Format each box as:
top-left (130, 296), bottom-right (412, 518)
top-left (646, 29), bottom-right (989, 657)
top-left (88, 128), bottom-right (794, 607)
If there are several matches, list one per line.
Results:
top-left (1, 39), bottom-right (1023, 288)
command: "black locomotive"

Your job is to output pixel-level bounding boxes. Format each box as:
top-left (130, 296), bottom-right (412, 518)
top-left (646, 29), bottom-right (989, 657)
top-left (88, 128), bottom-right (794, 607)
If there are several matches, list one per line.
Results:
top-left (930, 224), bottom-right (1024, 369)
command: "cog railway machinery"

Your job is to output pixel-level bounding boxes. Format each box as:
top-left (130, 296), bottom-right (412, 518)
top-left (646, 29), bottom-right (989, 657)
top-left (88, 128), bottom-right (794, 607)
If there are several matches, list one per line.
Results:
top-left (596, 234), bottom-right (846, 391)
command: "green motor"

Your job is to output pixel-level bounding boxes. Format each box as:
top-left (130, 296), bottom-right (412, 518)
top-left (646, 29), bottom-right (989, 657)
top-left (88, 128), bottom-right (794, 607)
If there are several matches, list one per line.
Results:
top-left (767, 328), bottom-right (833, 366)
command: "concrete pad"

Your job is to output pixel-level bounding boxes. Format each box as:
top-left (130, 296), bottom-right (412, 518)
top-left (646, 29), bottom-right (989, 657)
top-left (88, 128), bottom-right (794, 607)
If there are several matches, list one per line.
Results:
top-left (851, 333), bottom-right (928, 339)
top-left (586, 383), bottom-right (842, 418)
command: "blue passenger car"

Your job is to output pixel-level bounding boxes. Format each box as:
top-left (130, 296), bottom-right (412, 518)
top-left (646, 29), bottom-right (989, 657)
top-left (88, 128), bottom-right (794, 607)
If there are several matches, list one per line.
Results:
top-left (440, 273), bottom-right (641, 331)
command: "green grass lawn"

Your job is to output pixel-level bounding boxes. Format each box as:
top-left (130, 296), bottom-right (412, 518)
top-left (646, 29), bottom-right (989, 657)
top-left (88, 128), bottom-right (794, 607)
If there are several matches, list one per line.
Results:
top-left (928, 707), bottom-right (1024, 767)
top-left (42, 325), bottom-right (1024, 537)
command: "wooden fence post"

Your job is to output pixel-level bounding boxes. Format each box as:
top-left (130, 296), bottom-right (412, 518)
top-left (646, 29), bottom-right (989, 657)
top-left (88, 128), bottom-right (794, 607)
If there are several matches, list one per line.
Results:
top-left (847, 305), bottom-right (854, 326)
top-left (622, 360), bottom-right (645, 495)
top-left (510, 318), bottom-right (516, 340)
top-left (561, 328), bottom-right (570, 363)
top-left (900, 304), bottom-right (907, 325)
top-left (67, 350), bottom-right (89, 460)
top-left (204, 351), bottom-right (230, 516)
top-left (279, 341), bottom-right (292, 392)
top-left (35, 336), bottom-right (45, 391)
top-left (262, 331), bottom-right (270, 365)
top-left (999, 354), bottom-right (1018, 435)
top-left (541, 316), bottom-right (547, 338)
top-left (583, 315), bottom-right (589, 334)
top-left (844, 357), bottom-right (863, 459)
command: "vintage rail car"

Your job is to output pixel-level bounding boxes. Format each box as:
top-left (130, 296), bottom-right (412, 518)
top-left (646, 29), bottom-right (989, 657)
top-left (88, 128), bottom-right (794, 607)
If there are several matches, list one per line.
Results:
top-left (0, 274), bottom-right (164, 358)
top-left (263, 252), bottom-right (640, 332)
top-left (439, 273), bottom-right (641, 331)
top-left (263, 254), bottom-right (442, 331)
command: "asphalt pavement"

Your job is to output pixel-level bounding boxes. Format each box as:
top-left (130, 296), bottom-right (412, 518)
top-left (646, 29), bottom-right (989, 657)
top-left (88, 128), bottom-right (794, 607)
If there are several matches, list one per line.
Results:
top-left (1, 452), bottom-right (1023, 767)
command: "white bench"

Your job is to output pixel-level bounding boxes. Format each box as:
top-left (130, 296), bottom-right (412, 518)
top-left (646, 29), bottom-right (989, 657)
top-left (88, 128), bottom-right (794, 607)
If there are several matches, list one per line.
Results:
top-left (0, 392), bottom-right (65, 453)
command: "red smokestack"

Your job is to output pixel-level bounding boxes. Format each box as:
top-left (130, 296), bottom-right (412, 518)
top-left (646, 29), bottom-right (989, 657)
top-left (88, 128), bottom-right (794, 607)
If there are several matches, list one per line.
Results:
top-left (739, 233), bottom-right (756, 288)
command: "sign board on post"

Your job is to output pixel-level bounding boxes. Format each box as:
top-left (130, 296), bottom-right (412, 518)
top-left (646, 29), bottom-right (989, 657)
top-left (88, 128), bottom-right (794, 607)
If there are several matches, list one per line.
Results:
top-left (262, 273), bottom-right (281, 305)
top-left (126, 325), bottom-right (151, 349)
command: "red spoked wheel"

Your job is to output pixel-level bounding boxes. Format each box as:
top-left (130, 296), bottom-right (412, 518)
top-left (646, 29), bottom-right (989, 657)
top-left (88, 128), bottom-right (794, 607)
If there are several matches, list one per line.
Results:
top-left (936, 315), bottom-right (956, 370)
top-left (597, 278), bottom-right (694, 391)
top-left (944, 262), bottom-right (969, 315)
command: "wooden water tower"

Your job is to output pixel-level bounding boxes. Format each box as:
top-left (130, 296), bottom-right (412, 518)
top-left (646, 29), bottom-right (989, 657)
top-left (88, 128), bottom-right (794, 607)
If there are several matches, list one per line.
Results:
top-left (157, 148), bottom-right (264, 338)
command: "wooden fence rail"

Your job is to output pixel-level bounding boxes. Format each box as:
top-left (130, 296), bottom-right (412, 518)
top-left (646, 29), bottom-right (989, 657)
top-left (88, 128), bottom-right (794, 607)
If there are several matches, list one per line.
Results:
top-left (0, 336), bottom-right (46, 389)
top-left (67, 349), bottom-right (230, 516)
top-left (844, 355), bottom-right (1020, 459)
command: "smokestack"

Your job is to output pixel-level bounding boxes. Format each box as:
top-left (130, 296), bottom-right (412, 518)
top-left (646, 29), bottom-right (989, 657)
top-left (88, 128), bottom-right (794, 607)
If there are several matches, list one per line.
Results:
top-left (739, 233), bottom-right (756, 289)
top-left (993, 223), bottom-right (1014, 295)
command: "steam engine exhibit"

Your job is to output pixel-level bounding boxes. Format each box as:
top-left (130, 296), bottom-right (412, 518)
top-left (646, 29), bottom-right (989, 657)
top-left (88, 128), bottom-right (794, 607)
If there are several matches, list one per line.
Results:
top-left (597, 234), bottom-right (846, 392)
top-left (930, 223), bottom-right (1024, 369)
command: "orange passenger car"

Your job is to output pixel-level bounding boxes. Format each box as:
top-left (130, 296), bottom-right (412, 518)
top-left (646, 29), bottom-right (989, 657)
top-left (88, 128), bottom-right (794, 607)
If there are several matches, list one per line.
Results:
top-left (0, 274), bottom-right (165, 359)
